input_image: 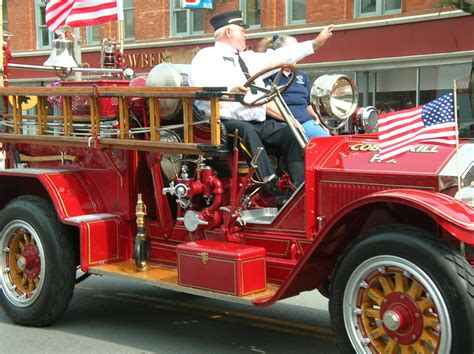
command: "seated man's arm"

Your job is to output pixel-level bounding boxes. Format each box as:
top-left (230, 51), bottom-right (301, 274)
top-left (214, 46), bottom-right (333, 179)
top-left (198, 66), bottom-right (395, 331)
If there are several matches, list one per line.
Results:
top-left (266, 101), bottom-right (284, 121)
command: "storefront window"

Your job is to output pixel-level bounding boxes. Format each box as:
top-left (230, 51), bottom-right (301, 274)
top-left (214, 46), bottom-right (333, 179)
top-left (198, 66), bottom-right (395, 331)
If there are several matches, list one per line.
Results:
top-left (374, 68), bottom-right (416, 112)
top-left (419, 63), bottom-right (473, 137)
top-left (242, 0), bottom-right (260, 28)
top-left (354, 63), bottom-right (472, 136)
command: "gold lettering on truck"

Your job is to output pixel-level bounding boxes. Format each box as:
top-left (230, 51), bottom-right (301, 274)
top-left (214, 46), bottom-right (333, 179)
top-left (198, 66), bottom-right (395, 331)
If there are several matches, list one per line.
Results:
top-left (349, 144), bottom-right (440, 163)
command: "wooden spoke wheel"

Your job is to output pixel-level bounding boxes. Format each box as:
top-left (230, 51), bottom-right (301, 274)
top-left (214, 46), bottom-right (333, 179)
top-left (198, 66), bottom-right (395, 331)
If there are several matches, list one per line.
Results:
top-left (0, 196), bottom-right (76, 326)
top-left (344, 256), bottom-right (446, 353)
top-left (1, 222), bottom-right (45, 307)
top-left (329, 227), bottom-right (474, 354)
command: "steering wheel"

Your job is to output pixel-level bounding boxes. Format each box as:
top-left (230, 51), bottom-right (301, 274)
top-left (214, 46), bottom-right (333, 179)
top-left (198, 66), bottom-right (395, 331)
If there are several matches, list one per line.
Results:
top-left (241, 63), bottom-right (297, 107)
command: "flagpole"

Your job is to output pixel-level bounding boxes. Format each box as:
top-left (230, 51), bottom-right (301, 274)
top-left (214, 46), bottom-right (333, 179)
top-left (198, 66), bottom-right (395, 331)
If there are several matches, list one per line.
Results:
top-left (73, 28), bottom-right (82, 81)
top-left (0, 0), bottom-right (4, 88)
top-left (453, 80), bottom-right (462, 195)
top-left (117, 0), bottom-right (124, 77)
top-left (453, 80), bottom-right (467, 258)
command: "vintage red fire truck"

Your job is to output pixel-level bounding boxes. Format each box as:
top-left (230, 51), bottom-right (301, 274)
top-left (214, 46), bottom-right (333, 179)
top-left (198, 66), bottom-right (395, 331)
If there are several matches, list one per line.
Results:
top-left (0, 58), bottom-right (473, 354)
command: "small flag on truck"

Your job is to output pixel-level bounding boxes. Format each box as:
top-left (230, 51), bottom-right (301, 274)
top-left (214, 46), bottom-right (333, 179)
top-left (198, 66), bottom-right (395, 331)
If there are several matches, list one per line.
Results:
top-left (378, 92), bottom-right (457, 161)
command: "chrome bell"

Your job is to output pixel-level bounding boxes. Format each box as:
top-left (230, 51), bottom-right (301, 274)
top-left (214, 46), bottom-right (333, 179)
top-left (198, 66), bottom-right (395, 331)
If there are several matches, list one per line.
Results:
top-left (44, 36), bottom-right (79, 69)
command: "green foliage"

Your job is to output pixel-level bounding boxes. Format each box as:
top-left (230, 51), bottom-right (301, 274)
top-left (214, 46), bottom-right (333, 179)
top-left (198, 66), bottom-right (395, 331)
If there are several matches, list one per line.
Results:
top-left (437, 0), bottom-right (474, 14)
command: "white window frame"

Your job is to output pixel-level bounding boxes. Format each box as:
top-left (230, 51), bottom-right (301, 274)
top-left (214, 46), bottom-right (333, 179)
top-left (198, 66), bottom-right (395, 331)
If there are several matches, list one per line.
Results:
top-left (355, 0), bottom-right (402, 18)
top-left (240, 0), bottom-right (261, 29)
top-left (35, 0), bottom-right (54, 49)
top-left (286, 0), bottom-right (306, 25)
top-left (2, 0), bottom-right (8, 31)
top-left (123, 0), bottom-right (135, 41)
top-left (170, 0), bottom-right (204, 37)
top-left (86, 26), bottom-right (101, 46)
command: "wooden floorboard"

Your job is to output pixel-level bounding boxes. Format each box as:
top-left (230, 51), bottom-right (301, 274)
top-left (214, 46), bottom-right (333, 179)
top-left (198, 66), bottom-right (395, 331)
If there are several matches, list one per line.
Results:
top-left (89, 260), bottom-right (279, 304)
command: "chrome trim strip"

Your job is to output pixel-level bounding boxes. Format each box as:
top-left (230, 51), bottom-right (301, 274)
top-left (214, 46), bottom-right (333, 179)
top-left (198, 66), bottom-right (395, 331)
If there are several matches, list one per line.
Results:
top-left (64, 213), bottom-right (118, 223)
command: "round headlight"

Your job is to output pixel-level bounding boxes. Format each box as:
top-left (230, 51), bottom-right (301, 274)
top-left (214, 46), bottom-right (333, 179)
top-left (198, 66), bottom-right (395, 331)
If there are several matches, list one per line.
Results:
top-left (356, 106), bottom-right (378, 133)
top-left (311, 74), bottom-right (358, 122)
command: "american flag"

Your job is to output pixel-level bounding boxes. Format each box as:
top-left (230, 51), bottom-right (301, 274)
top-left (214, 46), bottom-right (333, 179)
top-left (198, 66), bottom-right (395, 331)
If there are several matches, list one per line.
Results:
top-left (46, 0), bottom-right (119, 32)
top-left (378, 92), bottom-right (457, 161)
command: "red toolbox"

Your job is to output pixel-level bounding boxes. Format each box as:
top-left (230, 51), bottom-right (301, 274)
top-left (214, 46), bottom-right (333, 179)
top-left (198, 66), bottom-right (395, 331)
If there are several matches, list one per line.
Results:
top-left (177, 240), bottom-right (266, 296)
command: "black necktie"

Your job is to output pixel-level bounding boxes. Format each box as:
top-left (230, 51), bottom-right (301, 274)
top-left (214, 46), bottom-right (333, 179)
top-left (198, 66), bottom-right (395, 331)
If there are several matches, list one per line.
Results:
top-left (236, 53), bottom-right (257, 94)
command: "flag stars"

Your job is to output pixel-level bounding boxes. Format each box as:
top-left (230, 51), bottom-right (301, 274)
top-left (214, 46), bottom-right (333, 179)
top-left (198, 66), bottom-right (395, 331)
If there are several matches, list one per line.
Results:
top-left (378, 92), bottom-right (457, 161)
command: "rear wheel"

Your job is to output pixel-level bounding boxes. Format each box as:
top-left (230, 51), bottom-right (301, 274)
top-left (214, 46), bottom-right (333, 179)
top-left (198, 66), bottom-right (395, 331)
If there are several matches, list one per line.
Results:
top-left (0, 196), bottom-right (76, 326)
top-left (329, 227), bottom-right (474, 353)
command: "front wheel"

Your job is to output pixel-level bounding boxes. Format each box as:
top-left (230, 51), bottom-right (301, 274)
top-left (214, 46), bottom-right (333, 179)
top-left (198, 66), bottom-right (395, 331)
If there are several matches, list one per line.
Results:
top-left (0, 196), bottom-right (76, 326)
top-left (329, 227), bottom-right (474, 353)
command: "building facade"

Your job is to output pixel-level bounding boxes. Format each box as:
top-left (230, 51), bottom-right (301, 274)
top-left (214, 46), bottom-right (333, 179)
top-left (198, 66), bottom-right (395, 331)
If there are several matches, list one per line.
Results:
top-left (2, 0), bottom-right (474, 132)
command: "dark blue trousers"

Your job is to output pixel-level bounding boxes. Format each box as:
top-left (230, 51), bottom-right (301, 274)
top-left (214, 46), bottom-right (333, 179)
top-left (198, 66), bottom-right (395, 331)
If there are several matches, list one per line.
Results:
top-left (223, 119), bottom-right (304, 186)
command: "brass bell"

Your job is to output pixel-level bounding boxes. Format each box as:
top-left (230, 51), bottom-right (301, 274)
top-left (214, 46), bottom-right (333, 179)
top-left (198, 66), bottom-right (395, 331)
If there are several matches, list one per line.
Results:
top-left (44, 36), bottom-right (79, 69)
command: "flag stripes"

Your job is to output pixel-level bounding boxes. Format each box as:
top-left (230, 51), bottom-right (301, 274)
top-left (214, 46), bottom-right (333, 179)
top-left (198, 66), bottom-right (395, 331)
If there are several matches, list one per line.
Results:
top-left (45, 0), bottom-right (75, 33)
top-left (378, 93), bottom-right (457, 161)
top-left (46, 0), bottom-right (119, 32)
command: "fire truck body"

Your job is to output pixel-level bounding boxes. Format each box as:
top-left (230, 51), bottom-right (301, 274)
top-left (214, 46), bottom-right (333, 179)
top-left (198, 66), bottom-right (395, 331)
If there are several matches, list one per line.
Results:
top-left (0, 68), bottom-right (473, 353)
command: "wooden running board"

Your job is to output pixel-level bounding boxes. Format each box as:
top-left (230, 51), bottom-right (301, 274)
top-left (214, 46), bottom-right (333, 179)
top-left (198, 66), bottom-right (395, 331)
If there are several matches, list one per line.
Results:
top-left (89, 260), bottom-right (279, 305)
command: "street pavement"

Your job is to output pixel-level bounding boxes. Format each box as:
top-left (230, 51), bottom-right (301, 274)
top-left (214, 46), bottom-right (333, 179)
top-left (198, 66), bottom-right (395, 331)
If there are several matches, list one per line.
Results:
top-left (0, 276), bottom-right (339, 353)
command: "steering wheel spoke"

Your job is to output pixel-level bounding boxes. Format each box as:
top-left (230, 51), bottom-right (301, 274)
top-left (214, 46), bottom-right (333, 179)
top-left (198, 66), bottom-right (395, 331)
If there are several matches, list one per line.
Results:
top-left (271, 70), bottom-right (284, 87)
top-left (249, 84), bottom-right (269, 94)
top-left (249, 92), bottom-right (278, 106)
top-left (241, 63), bottom-right (297, 107)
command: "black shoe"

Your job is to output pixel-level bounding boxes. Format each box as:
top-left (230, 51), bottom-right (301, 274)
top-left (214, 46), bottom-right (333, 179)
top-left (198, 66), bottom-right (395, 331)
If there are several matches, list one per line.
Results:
top-left (263, 178), bottom-right (293, 207)
top-left (263, 176), bottom-right (279, 194)
top-left (273, 188), bottom-right (293, 208)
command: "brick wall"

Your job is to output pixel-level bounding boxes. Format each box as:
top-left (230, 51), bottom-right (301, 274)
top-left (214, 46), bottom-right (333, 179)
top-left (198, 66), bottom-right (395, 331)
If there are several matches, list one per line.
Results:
top-left (5, 0), bottom-right (452, 52)
top-left (405, 0), bottom-right (441, 12)
top-left (310, 0), bottom-right (353, 24)
top-left (8, 0), bottom-right (35, 51)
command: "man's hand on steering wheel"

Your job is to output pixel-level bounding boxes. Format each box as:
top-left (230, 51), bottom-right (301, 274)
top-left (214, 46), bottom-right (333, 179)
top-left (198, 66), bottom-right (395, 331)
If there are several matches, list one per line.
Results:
top-left (240, 63), bottom-right (297, 107)
top-left (230, 86), bottom-right (249, 94)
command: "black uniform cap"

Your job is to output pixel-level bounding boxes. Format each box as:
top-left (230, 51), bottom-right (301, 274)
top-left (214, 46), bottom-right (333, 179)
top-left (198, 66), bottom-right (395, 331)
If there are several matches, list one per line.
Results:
top-left (210, 10), bottom-right (249, 31)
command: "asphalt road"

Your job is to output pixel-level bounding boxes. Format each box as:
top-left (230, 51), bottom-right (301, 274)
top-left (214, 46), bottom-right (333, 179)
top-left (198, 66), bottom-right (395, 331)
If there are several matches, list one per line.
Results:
top-left (0, 276), bottom-right (340, 353)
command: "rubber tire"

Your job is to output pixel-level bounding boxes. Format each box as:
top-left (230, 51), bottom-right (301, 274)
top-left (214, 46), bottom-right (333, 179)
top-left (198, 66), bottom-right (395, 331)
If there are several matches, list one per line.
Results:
top-left (0, 196), bottom-right (76, 326)
top-left (329, 226), bottom-right (474, 354)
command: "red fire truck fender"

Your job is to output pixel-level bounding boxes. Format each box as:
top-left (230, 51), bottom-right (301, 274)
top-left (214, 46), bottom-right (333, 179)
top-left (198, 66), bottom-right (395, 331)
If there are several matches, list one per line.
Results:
top-left (0, 169), bottom-right (104, 219)
top-left (351, 189), bottom-right (474, 244)
top-left (256, 188), bottom-right (473, 306)
top-left (0, 169), bottom-right (126, 272)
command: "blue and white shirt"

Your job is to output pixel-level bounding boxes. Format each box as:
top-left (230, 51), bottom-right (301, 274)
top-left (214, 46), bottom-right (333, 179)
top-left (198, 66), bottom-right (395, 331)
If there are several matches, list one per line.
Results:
top-left (264, 70), bottom-right (313, 124)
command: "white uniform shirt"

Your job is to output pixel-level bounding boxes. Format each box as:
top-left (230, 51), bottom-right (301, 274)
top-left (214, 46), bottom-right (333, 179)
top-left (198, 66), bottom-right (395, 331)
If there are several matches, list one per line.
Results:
top-left (190, 41), bottom-right (314, 122)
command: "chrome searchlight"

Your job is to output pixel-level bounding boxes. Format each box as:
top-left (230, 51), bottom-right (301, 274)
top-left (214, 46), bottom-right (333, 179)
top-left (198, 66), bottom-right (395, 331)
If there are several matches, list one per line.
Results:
top-left (311, 74), bottom-right (358, 130)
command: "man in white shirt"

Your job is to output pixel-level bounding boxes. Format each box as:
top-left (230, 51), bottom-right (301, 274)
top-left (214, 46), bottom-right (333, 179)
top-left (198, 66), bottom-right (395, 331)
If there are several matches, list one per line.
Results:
top-left (191, 10), bottom-right (333, 187)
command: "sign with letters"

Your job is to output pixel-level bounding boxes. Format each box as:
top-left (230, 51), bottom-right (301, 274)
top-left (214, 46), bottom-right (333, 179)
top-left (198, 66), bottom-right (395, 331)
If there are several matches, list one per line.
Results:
top-left (180, 0), bottom-right (214, 9)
